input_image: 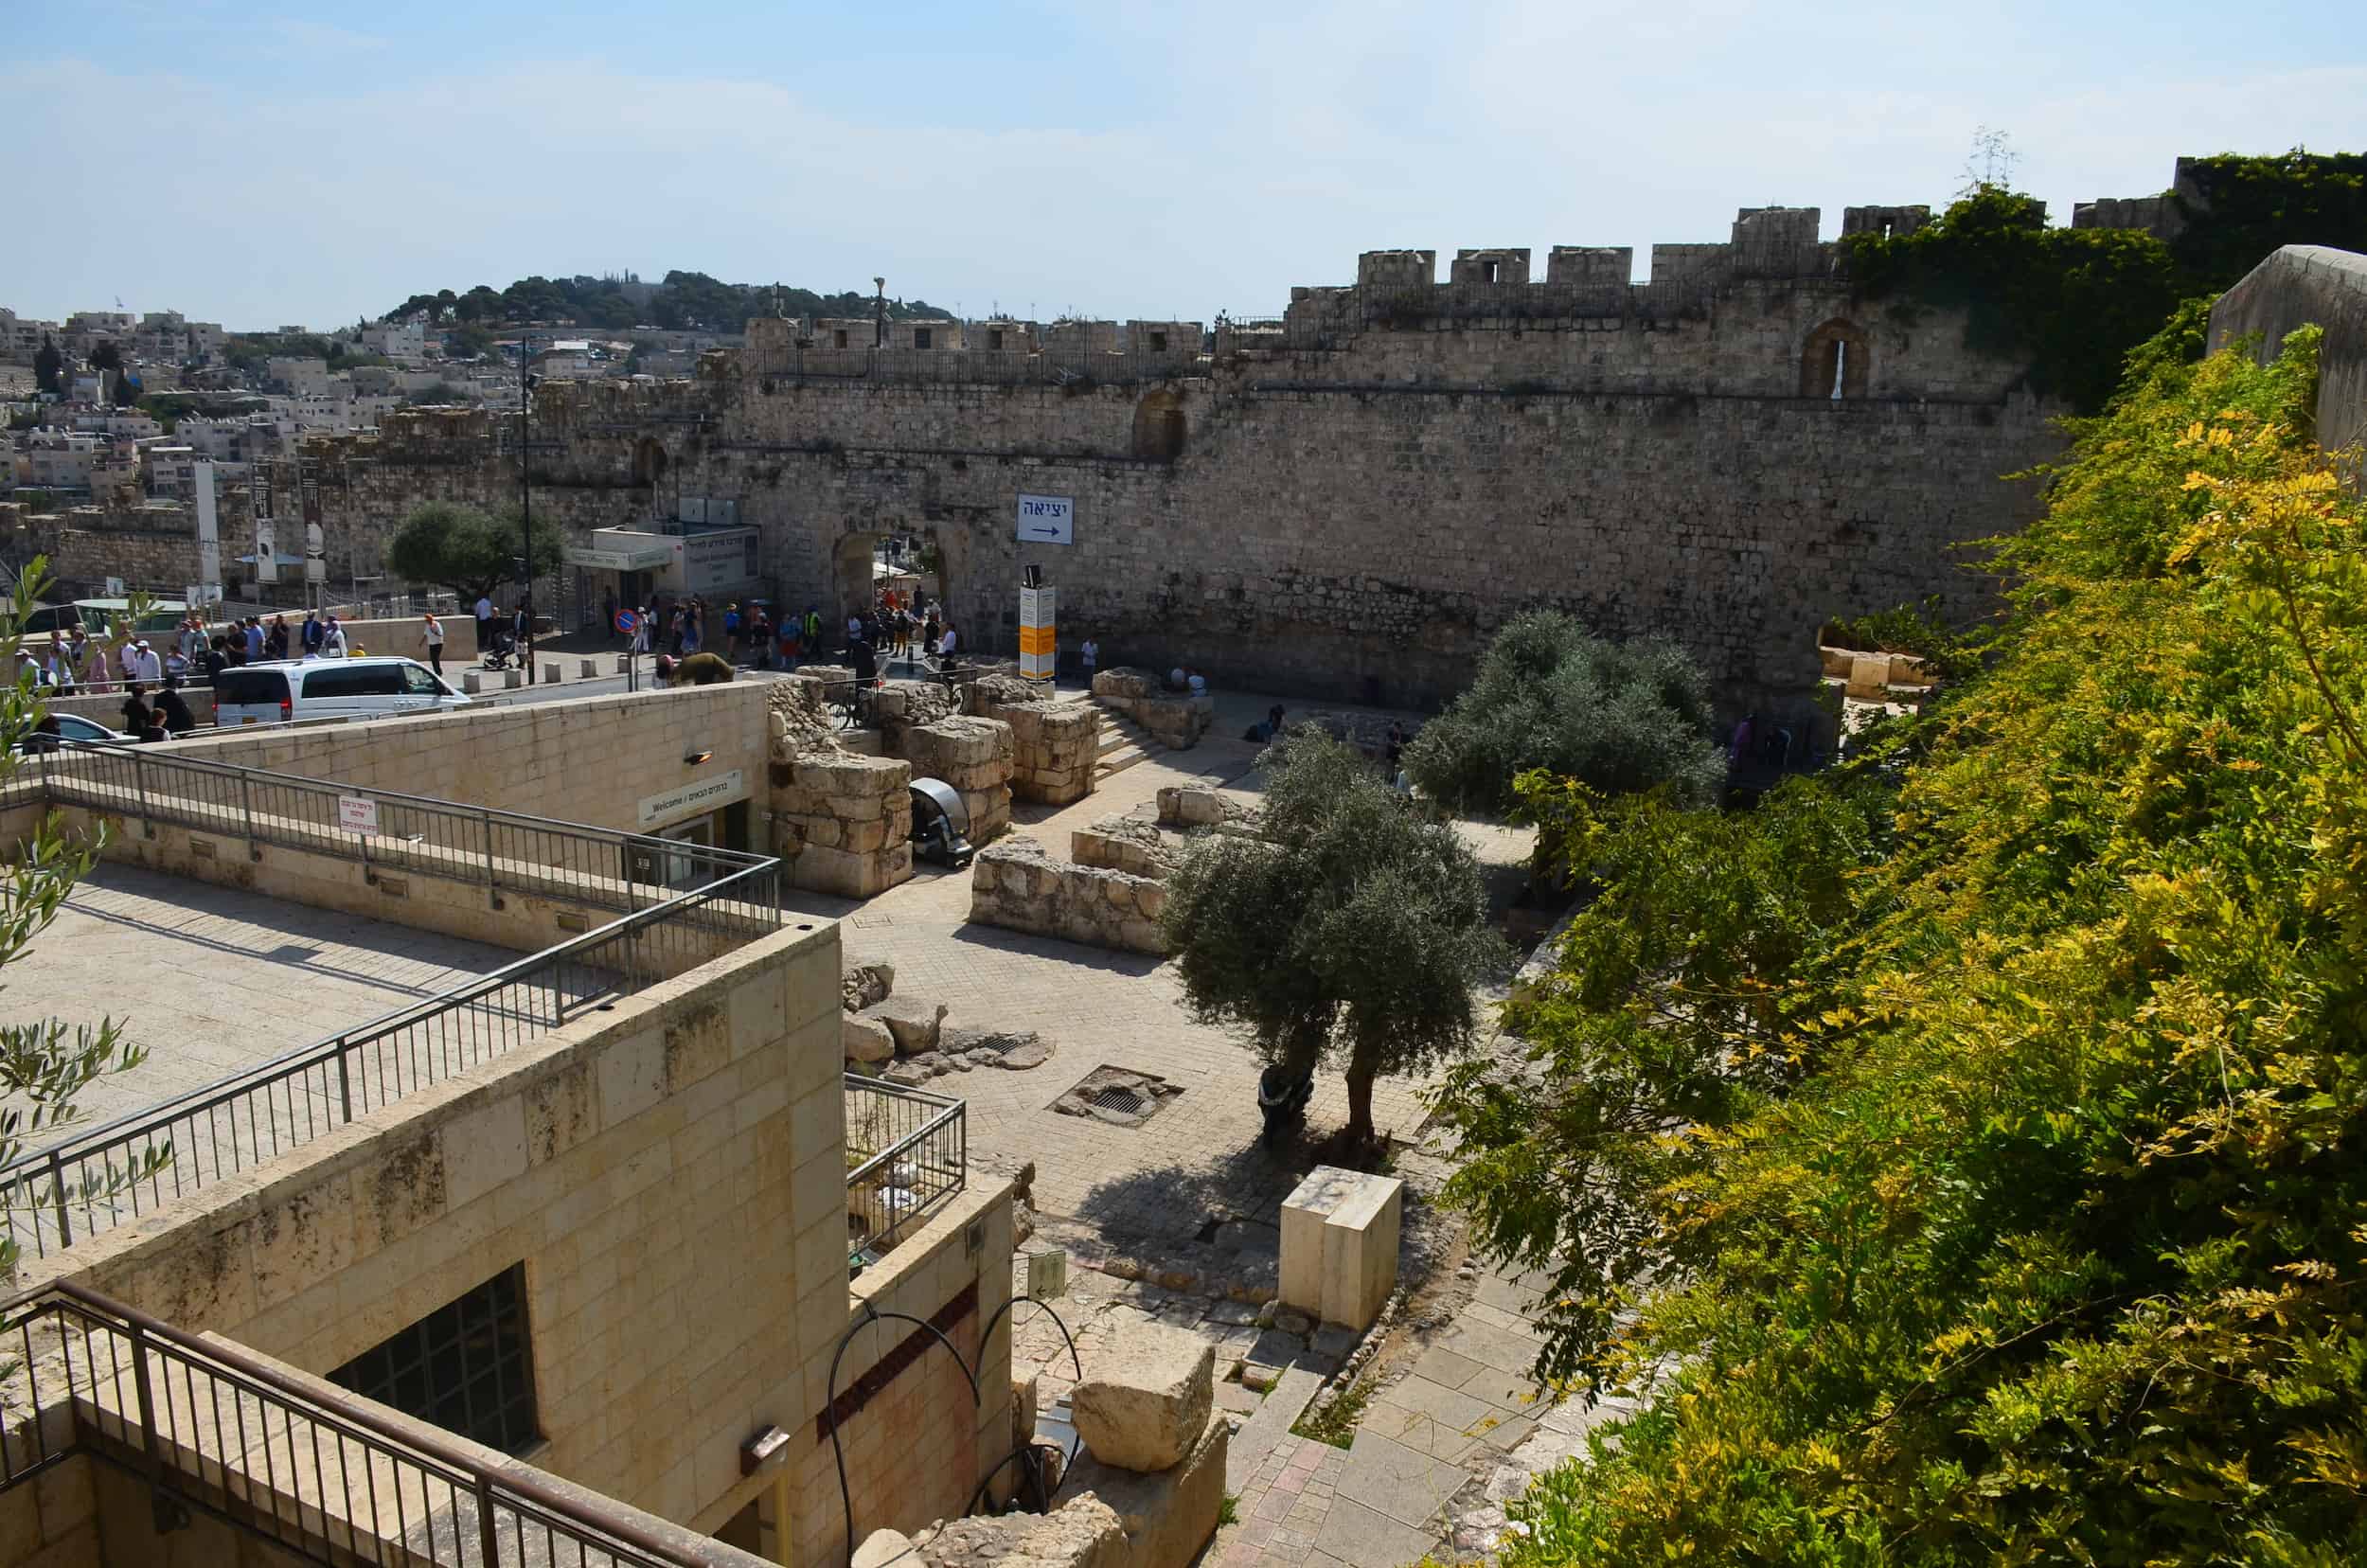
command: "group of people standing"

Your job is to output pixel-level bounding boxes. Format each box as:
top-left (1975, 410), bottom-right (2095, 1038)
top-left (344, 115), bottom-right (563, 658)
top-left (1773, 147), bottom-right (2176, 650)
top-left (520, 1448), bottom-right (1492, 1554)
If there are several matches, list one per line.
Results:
top-left (9, 610), bottom-right (355, 700)
top-left (611, 586), bottom-right (968, 676)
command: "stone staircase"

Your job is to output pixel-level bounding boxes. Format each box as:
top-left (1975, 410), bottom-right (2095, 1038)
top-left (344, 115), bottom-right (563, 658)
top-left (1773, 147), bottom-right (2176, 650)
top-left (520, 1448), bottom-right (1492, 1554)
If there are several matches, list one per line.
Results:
top-left (1091, 702), bottom-right (1159, 781)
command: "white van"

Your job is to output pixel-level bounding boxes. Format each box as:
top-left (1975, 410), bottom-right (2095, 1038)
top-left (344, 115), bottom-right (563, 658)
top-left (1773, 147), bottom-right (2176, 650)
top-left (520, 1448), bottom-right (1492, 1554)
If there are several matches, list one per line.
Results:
top-left (213, 657), bottom-right (471, 727)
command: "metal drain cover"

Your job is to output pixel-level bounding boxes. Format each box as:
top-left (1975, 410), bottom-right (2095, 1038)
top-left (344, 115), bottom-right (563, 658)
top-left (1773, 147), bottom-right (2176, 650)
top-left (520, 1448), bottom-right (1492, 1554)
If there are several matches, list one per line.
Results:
top-left (1054, 1066), bottom-right (1182, 1128)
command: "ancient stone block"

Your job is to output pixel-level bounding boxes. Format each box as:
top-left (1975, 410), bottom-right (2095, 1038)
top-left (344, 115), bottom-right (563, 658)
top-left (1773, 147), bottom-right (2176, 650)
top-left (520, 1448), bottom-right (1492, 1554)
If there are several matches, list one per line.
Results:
top-left (843, 1014), bottom-right (895, 1065)
top-left (860, 995), bottom-right (948, 1055)
top-left (969, 837), bottom-right (1168, 954)
top-left (1069, 1323), bottom-right (1215, 1472)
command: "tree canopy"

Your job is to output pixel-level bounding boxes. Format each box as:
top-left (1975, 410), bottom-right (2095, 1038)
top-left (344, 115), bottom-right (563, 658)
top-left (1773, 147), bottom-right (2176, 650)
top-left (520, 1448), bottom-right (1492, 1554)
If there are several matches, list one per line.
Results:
top-left (1436, 323), bottom-right (2367, 1563)
top-left (32, 336), bottom-right (62, 395)
top-left (1159, 731), bottom-right (1508, 1144)
top-left (386, 501), bottom-right (565, 603)
top-left (1399, 611), bottom-right (1725, 816)
top-left (0, 560), bottom-right (164, 1280)
top-left (383, 271), bottom-right (957, 333)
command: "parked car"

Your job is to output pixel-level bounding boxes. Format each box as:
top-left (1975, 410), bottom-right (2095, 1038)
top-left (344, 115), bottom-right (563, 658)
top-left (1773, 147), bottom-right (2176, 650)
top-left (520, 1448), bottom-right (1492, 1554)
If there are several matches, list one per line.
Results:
top-left (12, 713), bottom-right (116, 753)
top-left (213, 657), bottom-right (470, 727)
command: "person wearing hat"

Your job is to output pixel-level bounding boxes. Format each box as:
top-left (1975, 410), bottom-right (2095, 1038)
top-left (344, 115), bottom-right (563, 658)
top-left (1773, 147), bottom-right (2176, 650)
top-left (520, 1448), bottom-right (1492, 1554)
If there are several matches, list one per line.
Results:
top-left (131, 638), bottom-right (163, 686)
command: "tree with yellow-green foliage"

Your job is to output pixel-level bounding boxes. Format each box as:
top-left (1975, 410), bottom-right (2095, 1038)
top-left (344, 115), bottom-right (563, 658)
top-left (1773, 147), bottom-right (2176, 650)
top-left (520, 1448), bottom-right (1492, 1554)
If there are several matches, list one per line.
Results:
top-left (1434, 323), bottom-right (2367, 1564)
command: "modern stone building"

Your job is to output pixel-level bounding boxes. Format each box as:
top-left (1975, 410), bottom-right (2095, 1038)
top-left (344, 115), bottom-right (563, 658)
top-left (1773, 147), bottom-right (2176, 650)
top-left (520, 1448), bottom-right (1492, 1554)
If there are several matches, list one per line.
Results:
top-left (0, 700), bottom-right (1017, 1568)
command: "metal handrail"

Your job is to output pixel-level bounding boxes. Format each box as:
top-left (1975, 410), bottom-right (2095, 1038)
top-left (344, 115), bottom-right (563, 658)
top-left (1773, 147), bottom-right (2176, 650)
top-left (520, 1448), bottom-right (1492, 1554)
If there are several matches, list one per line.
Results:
top-left (14, 737), bottom-right (764, 894)
top-left (843, 1073), bottom-right (967, 1255)
top-left (0, 1280), bottom-right (711, 1566)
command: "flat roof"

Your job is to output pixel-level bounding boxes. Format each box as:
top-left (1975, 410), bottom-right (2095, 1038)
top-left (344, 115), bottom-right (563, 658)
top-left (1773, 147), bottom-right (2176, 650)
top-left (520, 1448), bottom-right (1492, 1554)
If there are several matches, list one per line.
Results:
top-left (3, 864), bottom-right (512, 1158)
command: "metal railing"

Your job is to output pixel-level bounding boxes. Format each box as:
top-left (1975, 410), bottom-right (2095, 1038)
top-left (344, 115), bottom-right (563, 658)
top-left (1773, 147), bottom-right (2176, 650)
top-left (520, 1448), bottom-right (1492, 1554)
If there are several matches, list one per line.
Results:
top-left (3, 738), bottom-right (762, 917)
top-left (842, 1074), bottom-right (966, 1258)
top-left (0, 1281), bottom-right (709, 1567)
top-left (0, 740), bottom-right (782, 1261)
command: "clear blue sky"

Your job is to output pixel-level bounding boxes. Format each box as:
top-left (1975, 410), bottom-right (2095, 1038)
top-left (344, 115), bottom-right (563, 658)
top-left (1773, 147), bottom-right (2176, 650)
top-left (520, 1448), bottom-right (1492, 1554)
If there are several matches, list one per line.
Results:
top-left (6, 0), bottom-right (2361, 330)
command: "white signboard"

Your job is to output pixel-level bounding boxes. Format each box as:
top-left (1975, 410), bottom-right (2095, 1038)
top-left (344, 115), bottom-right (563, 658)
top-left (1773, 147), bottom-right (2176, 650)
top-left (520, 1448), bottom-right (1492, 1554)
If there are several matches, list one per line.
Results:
top-left (194, 459), bottom-right (222, 590)
top-left (337, 795), bottom-right (381, 836)
top-left (636, 768), bottom-right (748, 829)
top-left (1016, 494), bottom-right (1074, 545)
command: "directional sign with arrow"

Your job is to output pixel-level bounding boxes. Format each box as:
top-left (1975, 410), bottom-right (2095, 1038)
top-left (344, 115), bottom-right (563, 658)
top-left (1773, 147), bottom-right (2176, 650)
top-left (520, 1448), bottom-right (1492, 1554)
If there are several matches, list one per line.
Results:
top-left (1015, 493), bottom-right (1075, 545)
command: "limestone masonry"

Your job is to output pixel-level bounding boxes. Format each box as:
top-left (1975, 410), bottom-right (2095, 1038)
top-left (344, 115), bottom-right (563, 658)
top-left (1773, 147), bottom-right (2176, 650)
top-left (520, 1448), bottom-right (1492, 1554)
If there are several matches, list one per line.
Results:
top-left (31, 183), bottom-right (2244, 716)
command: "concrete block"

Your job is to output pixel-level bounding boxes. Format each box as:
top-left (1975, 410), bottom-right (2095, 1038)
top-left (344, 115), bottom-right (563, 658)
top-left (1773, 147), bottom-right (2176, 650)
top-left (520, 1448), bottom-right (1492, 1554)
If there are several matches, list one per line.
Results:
top-left (542, 661), bottom-right (561, 684)
top-left (1280, 1165), bottom-right (1403, 1331)
top-left (579, 658), bottom-right (598, 678)
top-left (615, 653), bottom-right (632, 673)
top-left (462, 670), bottom-right (484, 694)
top-left (502, 668), bottom-right (523, 690)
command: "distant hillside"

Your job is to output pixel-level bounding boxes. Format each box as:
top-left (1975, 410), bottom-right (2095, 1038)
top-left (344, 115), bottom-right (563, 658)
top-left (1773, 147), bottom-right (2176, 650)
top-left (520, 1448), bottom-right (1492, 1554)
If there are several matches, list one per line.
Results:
top-left (383, 272), bottom-right (956, 334)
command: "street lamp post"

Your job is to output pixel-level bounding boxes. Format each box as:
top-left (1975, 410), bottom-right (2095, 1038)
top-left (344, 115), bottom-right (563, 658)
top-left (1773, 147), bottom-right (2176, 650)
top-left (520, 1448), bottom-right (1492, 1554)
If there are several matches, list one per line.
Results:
top-left (519, 335), bottom-right (536, 683)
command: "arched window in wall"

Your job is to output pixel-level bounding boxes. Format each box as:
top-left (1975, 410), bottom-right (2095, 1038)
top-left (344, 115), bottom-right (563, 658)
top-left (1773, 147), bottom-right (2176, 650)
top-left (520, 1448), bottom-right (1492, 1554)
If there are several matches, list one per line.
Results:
top-left (1799, 319), bottom-right (1870, 400)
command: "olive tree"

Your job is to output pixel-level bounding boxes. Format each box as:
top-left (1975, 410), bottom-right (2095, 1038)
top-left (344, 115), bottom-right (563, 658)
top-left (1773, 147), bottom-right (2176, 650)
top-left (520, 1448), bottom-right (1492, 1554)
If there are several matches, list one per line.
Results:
top-left (1160, 731), bottom-right (1509, 1145)
top-left (1401, 611), bottom-right (1725, 815)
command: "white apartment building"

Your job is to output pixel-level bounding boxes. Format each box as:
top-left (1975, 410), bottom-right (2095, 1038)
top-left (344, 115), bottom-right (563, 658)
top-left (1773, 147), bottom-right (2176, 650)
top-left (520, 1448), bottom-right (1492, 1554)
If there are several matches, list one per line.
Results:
top-left (360, 318), bottom-right (428, 361)
top-left (0, 308), bottom-right (62, 365)
top-left (265, 355), bottom-right (336, 396)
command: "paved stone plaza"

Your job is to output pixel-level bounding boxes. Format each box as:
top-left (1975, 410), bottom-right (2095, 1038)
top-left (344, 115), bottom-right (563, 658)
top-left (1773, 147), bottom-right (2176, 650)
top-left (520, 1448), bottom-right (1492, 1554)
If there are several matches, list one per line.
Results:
top-left (784, 688), bottom-right (1599, 1564)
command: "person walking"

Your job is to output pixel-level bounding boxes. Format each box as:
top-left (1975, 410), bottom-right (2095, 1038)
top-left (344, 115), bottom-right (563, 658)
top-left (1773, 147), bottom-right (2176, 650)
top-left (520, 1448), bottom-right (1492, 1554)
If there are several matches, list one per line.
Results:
top-left (120, 685), bottom-right (166, 742)
top-left (420, 612), bottom-right (446, 675)
top-left (131, 638), bottom-right (164, 686)
top-left (322, 616), bottom-right (349, 658)
top-left (1080, 636), bottom-right (1098, 683)
top-left (473, 593), bottom-right (494, 659)
top-left (242, 617), bottom-right (264, 661)
top-left (301, 610), bottom-right (324, 657)
top-left (723, 601), bottom-right (741, 663)
top-left (151, 684), bottom-right (197, 737)
top-left (264, 615), bottom-right (290, 661)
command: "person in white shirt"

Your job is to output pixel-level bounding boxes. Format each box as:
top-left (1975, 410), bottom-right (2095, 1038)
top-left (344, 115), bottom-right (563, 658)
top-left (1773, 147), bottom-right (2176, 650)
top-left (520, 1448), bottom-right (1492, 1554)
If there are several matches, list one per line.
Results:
top-left (322, 618), bottom-right (348, 658)
top-left (419, 613), bottom-right (446, 675)
top-left (132, 640), bottom-right (164, 685)
top-left (1080, 637), bottom-right (1098, 679)
top-left (937, 625), bottom-right (958, 663)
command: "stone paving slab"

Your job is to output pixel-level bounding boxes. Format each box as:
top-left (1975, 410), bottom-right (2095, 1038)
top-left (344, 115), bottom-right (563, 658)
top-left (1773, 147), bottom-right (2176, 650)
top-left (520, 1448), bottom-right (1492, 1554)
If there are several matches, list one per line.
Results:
top-left (1309, 1494), bottom-right (1444, 1567)
top-left (1335, 1428), bottom-right (1468, 1528)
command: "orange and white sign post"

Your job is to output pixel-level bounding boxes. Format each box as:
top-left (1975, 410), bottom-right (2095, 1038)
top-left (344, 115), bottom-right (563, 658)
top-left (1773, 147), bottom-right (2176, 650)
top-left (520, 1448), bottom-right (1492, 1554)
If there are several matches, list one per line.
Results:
top-left (1019, 585), bottom-right (1057, 682)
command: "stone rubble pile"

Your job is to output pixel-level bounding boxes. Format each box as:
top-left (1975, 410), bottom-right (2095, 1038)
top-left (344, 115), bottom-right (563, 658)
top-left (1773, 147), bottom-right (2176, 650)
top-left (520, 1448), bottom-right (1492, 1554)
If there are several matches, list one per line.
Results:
top-left (836, 956), bottom-right (1056, 1078)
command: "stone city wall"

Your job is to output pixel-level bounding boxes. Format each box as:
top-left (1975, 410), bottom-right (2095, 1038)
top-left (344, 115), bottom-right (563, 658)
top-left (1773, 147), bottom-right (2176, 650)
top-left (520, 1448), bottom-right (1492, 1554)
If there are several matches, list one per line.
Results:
top-left (2210, 244), bottom-right (2367, 464)
top-left (268, 207), bottom-right (2095, 720)
top-left (970, 833), bottom-right (1166, 954)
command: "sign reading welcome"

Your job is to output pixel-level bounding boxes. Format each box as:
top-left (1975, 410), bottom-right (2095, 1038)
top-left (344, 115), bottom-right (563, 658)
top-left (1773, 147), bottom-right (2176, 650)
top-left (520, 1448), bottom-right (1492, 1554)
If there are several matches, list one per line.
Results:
top-left (636, 769), bottom-right (748, 829)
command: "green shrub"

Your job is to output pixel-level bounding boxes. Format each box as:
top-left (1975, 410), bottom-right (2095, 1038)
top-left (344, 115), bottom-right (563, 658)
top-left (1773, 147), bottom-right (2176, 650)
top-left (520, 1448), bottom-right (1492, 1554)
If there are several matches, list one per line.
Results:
top-left (1441, 325), bottom-right (2367, 1564)
top-left (1400, 612), bottom-right (1723, 815)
